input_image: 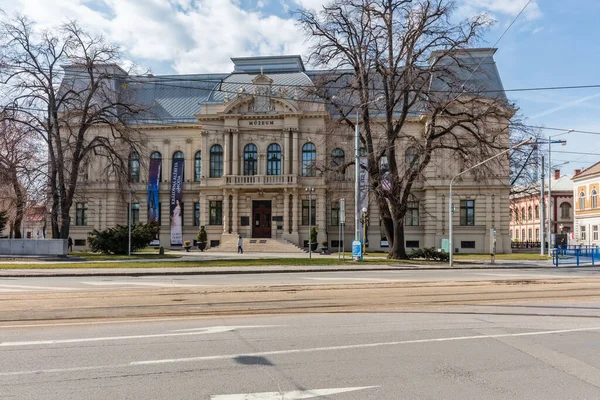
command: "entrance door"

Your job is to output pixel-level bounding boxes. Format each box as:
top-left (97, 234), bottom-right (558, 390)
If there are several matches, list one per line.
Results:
top-left (252, 200), bottom-right (272, 238)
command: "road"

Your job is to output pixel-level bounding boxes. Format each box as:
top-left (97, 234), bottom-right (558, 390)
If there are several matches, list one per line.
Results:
top-left (2, 267), bottom-right (600, 292)
top-left (1, 308), bottom-right (600, 399)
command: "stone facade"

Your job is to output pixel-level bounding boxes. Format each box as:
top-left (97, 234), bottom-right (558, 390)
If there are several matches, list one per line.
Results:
top-left (67, 53), bottom-right (513, 253)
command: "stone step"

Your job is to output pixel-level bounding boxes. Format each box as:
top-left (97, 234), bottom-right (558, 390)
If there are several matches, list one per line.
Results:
top-left (205, 237), bottom-right (305, 253)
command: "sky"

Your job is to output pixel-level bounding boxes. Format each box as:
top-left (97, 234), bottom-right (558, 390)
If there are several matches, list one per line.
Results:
top-left (1, 0), bottom-right (598, 173)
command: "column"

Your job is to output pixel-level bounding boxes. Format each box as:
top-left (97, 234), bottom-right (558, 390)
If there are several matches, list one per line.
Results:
top-left (222, 190), bottom-right (230, 234)
top-left (283, 130), bottom-right (291, 175)
top-left (283, 189), bottom-right (290, 233)
top-left (232, 189), bottom-right (239, 234)
top-left (232, 131), bottom-right (239, 176)
top-left (292, 130), bottom-right (299, 175)
top-left (292, 189), bottom-right (299, 233)
top-left (317, 188), bottom-right (326, 234)
top-left (224, 131), bottom-right (231, 176)
top-left (201, 130), bottom-right (208, 180)
top-left (199, 192), bottom-right (208, 227)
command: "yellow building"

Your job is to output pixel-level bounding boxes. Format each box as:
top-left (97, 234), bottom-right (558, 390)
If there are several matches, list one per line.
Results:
top-left (573, 162), bottom-right (600, 246)
top-left (68, 52), bottom-right (513, 253)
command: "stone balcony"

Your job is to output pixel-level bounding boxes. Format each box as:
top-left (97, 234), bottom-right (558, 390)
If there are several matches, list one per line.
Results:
top-left (222, 174), bottom-right (298, 186)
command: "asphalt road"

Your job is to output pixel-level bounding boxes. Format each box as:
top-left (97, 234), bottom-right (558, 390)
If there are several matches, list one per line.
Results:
top-left (1, 308), bottom-right (600, 399)
top-left (2, 267), bottom-right (600, 293)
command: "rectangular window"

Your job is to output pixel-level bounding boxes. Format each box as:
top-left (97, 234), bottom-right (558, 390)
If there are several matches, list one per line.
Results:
top-left (210, 240), bottom-right (220, 247)
top-left (581, 225), bottom-right (586, 240)
top-left (302, 200), bottom-right (316, 226)
top-left (460, 200), bottom-right (475, 226)
top-left (74, 239), bottom-right (86, 246)
top-left (461, 241), bottom-right (476, 249)
top-left (194, 202), bottom-right (200, 226)
top-left (536, 228), bottom-right (540, 241)
top-left (528, 229), bottom-right (532, 241)
top-left (535, 206), bottom-right (539, 219)
top-left (331, 205), bottom-right (340, 226)
top-left (331, 240), bottom-right (344, 248)
top-left (75, 202), bottom-right (87, 226)
top-left (405, 201), bottom-right (419, 226)
top-left (406, 240), bottom-right (420, 248)
top-left (209, 201), bottom-right (223, 225)
top-left (593, 225), bottom-right (599, 241)
top-left (128, 203), bottom-right (140, 225)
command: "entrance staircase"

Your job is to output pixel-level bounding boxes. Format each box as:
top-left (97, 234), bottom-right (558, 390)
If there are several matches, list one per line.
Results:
top-left (205, 236), bottom-right (305, 253)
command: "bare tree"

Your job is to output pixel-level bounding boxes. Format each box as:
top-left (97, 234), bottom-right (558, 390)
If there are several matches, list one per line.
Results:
top-left (0, 17), bottom-right (147, 239)
top-left (297, 0), bottom-right (522, 259)
top-left (0, 116), bottom-right (46, 238)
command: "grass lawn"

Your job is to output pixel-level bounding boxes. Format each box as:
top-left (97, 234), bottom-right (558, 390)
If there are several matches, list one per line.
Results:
top-left (70, 251), bottom-right (182, 261)
top-left (0, 257), bottom-right (427, 269)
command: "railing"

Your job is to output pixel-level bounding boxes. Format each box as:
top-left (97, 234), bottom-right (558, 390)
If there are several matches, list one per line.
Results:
top-left (552, 245), bottom-right (600, 267)
top-left (223, 175), bottom-right (298, 186)
top-left (511, 241), bottom-right (542, 249)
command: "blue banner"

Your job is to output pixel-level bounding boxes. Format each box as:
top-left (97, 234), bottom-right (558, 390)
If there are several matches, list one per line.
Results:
top-left (147, 158), bottom-right (161, 245)
top-left (170, 159), bottom-right (184, 245)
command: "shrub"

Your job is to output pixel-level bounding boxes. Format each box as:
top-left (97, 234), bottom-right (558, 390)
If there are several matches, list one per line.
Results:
top-left (408, 247), bottom-right (448, 261)
top-left (309, 226), bottom-right (318, 244)
top-left (196, 226), bottom-right (207, 243)
top-left (87, 221), bottom-right (160, 254)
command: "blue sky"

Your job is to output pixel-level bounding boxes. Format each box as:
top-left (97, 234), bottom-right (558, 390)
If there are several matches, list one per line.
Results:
top-left (1, 0), bottom-right (598, 171)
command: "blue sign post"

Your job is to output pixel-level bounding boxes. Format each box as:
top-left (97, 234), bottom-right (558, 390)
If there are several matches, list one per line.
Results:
top-left (352, 240), bottom-right (363, 261)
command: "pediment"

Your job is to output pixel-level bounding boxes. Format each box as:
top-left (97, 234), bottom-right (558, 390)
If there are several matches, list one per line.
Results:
top-left (221, 95), bottom-right (299, 115)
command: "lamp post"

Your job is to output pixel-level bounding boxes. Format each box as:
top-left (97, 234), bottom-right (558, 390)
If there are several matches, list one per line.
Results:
top-left (449, 139), bottom-right (532, 267)
top-left (306, 187), bottom-right (314, 259)
top-left (361, 207), bottom-right (368, 255)
top-left (128, 188), bottom-right (133, 256)
top-left (547, 130), bottom-right (572, 251)
top-left (353, 96), bottom-right (383, 257)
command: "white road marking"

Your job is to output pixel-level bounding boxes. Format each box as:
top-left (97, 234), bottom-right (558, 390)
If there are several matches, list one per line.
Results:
top-left (210, 386), bottom-right (378, 399)
top-left (0, 284), bottom-right (78, 291)
top-left (0, 325), bottom-right (276, 347)
top-left (131, 325), bottom-right (600, 366)
top-left (3, 325), bottom-right (600, 377)
top-left (300, 277), bottom-right (397, 282)
top-left (81, 281), bottom-right (211, 287)
top-left (169, 325), bottom-right (279, 333)
top-left (0, 316), bottom-right (219, 329)
top-left (474, 273), bottom-right (572, 279)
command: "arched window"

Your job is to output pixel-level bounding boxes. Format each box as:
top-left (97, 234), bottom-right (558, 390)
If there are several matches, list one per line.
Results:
top-left (173, 151), bottom-right (184, 180)
top-left (592, 189), bottom-right (598, 209)
top-left (150, 151), bottom-right (162, 181)
top-left (267, 143), bottom-right (281, 176)
top-left (129, 152), bottom-right (140, 183)
top-left (302, 142), bottom-right (316, 177)
top-left (405, 147), bottom-right (419, 171)
top-left (331, 148), bottom-right (345, 180)
top-left (210, 145), bottom-right (223, 178)
top-left (527, 206), bottom-right (532, 221)
top-left (194, 151), bottom-right (202, 182)
top-left (579, 191), bottom-right (586, 210)
top-left (521, 207), bottom-right (526, 222)
top-left (243, 144), bottom-right (258, 176)
top-left (560, 203), bottom-right (571, 219)
top-left (535, 205), bottom-right (539, 220)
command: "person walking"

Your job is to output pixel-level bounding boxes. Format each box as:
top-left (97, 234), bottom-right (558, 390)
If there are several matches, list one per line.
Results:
top-left (68, 237), bottom-right (73, 253)
top-left (237, 235), bottom-right (244, 254)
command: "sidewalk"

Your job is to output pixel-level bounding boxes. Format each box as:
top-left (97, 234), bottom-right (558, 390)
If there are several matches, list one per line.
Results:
top-left (0, 256), bottom-right (564, 278)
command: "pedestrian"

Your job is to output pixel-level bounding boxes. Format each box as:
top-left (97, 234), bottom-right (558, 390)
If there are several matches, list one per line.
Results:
top-left (68, 236), bottom-right (73, 252)
top-left (237, 235), bottom-right (243, 254)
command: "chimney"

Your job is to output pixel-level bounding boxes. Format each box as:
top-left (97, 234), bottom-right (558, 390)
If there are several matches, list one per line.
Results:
top-left (554, 169), bottom-right (560, 180)
top-left (574, 169), bottom-right (581, 176)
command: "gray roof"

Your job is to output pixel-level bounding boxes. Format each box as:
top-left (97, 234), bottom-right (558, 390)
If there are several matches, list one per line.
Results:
top-left (115, 50), bottom-right (508, 124)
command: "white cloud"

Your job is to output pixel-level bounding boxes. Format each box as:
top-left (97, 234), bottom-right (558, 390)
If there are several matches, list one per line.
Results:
top-left (530, 92), bottom-right (600, 119)
top-left (461, 0), bottom-right (542, 21)
top-left (1, 0), bottom-right (311, 74)
top-left (292, 0), bottom-right (328, 11)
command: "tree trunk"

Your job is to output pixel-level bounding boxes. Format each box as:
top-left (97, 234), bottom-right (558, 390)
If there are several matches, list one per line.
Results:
top-left (388, 217), bottom-right (408, 259)
top-left (11, 172), bottom-right (24, 239)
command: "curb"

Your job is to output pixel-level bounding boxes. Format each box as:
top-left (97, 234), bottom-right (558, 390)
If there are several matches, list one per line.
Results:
top-left (0, 263), bottom-right (575, 278)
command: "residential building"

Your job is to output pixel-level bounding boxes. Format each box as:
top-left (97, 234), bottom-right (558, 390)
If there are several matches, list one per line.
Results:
top-left (509, 169), bottom-right (574, 248)
top-left (573, 162), bottom-right (600, 247)
top-left (65, 50), bottom-right (513, 253)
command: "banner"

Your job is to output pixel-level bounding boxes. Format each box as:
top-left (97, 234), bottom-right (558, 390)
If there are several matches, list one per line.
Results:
top-left (358, 156), bottom-right (369, 242)
top-left (147, 158), bottom-right (161, 245)
top-left (169, 159), bottom-right (184, 245)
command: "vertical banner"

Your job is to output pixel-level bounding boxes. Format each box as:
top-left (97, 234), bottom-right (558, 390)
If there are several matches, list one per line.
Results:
top-left (359, 157), bottom-right (369, 244)
top-left (147, 158), bottom-right (161, 246)
top-left (169, 159), bottom-right (184, 245)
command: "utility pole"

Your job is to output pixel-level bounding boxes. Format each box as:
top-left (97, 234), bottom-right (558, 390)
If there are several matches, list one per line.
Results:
top-left (540, 155), bottom-right (545, 256)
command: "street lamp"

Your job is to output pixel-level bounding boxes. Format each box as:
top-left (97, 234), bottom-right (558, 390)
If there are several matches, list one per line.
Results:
top-left (449, 139), bottom-right (532, 267)
top-left (128, 188), bottom-right (134, 256)
top-left (547, 129), bottom-right (572, 250)
top-left (306, 187), bottom-right (314, 259)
